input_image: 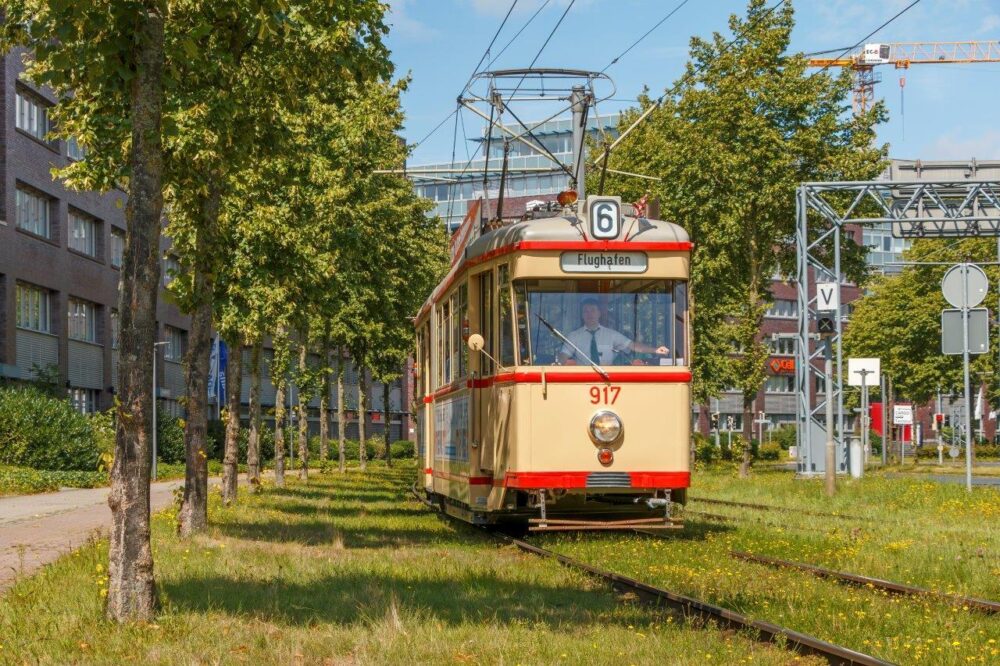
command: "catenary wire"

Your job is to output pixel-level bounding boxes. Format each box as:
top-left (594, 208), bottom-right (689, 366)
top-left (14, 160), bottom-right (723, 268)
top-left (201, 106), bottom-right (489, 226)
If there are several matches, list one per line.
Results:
top-left (810, 0), bottom-right (921, 76)
top-left (508, 0), bottom-right (576, 99)
top-left (460, 0), bottom-right (519, 96)
top-left (600, 0), bottom-right (693, 73)
top-left (481, 0), bottom-right (554, 73)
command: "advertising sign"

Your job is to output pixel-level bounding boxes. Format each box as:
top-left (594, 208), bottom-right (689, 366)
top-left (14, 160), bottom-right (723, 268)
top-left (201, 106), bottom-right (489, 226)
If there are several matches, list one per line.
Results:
top-left (893, 404), bottom-right (913, 425)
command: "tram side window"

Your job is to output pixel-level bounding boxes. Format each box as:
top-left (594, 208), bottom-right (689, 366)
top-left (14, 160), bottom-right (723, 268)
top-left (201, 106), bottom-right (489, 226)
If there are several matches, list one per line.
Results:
top-left (438, 301), bottom-right (451, 387)
top-left (456, 284), bottom-right (468, 379)
top-left (498, 265), bottom-right (516, 366)
top-left (479, 270), bottom-right (494, 375)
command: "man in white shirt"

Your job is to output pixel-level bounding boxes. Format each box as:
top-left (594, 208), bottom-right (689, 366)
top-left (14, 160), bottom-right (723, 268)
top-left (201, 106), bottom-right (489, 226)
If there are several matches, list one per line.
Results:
top-left (557, 298), bottom-right (669, 365)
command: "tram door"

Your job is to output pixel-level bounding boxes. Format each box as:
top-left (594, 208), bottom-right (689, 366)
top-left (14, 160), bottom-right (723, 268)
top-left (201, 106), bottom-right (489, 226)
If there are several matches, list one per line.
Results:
top-left (476, 270), bottom-right (495, 474)
top-left (416, 324), bottom-right (432, 488)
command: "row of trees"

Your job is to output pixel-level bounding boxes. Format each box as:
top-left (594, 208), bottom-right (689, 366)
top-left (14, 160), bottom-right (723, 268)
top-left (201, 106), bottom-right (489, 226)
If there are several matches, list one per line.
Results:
top-left (599, 0), bottom-right (887, 475)
top-left (2, 0), bottom-right (446, 622)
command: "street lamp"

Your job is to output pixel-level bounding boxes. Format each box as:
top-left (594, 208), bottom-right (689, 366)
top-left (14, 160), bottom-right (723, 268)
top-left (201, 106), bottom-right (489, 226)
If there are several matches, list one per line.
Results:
top-left (152, 340), bottom-right (169, 481)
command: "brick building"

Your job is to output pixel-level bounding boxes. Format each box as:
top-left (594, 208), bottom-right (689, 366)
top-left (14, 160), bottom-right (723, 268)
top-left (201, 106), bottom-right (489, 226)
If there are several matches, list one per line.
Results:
top-left (0, 49), bottom-right (413, 441)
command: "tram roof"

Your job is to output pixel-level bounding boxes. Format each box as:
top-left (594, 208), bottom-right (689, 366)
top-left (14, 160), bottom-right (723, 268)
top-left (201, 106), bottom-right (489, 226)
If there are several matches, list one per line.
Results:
top-left (463, 214), bottom-right (690, 263)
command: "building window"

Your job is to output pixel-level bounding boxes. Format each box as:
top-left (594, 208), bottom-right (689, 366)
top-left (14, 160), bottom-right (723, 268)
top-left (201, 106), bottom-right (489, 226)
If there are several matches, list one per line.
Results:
top-left (163, 255), bottom-right (180, 286)
top-left (16, 283), bottom-right (50, 333)
top-left (765, 299), bottom-right (796, 319)
top-left (16, 186), bottom-right (51, 238)
top-left (68, 210), bottom-right (98, 257)
top-left (68, 298), bottom-right (98, 343)
top-left (15, 87), bottom-right (49, 140)
top-left (765, 375), bottom-right (795, 393)
top-left (68, 388), bottom-right (99, 414)
top-left (769, 337), bottom-right (796, 355)
top-left (110, 228), bottom-right (125, 268)
top-left (67, 137), bottom-right (87, 160)
top-left (164, 326), bottom-right (185, 361)
top-left (110, 310), bottom-right (120, 349)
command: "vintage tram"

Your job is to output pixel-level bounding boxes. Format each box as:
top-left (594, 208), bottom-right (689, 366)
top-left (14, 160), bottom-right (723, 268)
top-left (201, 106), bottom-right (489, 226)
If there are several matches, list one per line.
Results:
top-left (413, 193), bottom-right (691, 530)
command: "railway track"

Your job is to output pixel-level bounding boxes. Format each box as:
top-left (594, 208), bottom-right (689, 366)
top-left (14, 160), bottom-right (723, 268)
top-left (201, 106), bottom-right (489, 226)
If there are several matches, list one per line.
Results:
top-left (690, 495), bottom-right (870, 522)
top-left (730, 550), bottom-right (1000, 615)
top-left (410, 486), bottom-right (890, 665)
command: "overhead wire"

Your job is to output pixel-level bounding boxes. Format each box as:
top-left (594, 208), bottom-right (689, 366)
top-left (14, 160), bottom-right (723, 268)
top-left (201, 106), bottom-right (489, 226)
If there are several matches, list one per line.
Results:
top-left (600, 0), bottom-right (693, 73)
top-left (480, 0), bottom-right (553, 73)
top-left (508, 0), bottom-right (576, 99)
top-left (810, 0), bottom-right (922, 77)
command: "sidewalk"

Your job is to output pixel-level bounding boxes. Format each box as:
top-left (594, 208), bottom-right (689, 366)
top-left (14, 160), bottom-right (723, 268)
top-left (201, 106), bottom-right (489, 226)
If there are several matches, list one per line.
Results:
top-left (0, 475), bottom-right (239, 592)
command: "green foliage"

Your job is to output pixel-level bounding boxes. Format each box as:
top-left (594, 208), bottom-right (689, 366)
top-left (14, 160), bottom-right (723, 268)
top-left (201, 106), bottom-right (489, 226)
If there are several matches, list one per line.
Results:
top-left (693, 433), bottom-right (719, 464)
top-left (843, 237), bottom-right (999, 405)
top-left (90, 410), bottom-right (116, 472)
top-left (154, 412), bottom-right (186, 464)
top-left (771, 425), bottom-right (796, 451)
top-left (601, 0), bottom-right (885, 404)
top-left (758, 442), bottom-right (782, 461)
top-left (0, 465), bottom-right (107, 495)
top-left (390, 440), bottom-right (416, 459)
top-left (0, 386), bottom-right (99, 471)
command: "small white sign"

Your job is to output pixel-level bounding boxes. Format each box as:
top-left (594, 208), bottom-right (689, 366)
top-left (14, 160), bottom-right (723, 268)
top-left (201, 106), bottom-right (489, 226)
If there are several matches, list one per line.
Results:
top-left (588, 197), bottom-right (621, 240)
top-left (816, 282), bottom-right (840, 312)
top-left (893, 404), bottom-right (913, 425)
top-left (847, 358), bottom-right (880, 387)
top-left (560, 251), bottom-right (647, 273)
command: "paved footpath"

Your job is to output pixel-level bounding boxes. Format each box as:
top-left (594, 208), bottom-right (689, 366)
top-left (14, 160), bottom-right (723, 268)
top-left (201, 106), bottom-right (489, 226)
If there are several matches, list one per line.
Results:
top-left (0, 476), bottom-right (232, 593)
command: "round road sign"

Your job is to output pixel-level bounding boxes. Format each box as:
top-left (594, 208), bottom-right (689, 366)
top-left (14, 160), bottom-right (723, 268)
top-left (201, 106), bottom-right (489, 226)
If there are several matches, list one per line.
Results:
top-left (949, 446), bottom-right (960, 458)
top-left (941, 263), bottom-right (988, 308)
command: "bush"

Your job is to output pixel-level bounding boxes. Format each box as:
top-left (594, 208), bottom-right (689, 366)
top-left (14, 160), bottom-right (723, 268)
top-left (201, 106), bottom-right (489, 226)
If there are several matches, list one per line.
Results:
top-left (694, 433), bottom-right (718, 464)
top-left (90, 410), bottom-right (115, 472)
top-left (758, 442), bottom-right (782, 461)
top-left (0, 386), bottom-right (99, 471)
top-left (0, 464), bottom-right (106, 494)
top-left (157, 413), bottom-right (187, 464)
top-left (771, 425), bottom-right (796, 450)
top-left (390, 440), bottom-right (415, 459)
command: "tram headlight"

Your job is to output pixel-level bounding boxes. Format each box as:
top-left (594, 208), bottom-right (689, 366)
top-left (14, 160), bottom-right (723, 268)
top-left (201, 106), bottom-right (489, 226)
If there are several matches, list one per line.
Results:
top-left (589, 410), bottom-right (623, 444)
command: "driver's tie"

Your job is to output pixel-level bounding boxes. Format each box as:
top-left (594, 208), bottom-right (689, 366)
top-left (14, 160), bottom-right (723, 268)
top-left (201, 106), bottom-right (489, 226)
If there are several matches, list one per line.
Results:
top-left (590, 330), bottom-right (600, 364)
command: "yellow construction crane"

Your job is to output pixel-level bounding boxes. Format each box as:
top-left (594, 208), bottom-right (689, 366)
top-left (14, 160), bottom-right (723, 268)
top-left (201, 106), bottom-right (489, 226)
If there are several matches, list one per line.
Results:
top-left (808, 41), bottom-right (1000, 114)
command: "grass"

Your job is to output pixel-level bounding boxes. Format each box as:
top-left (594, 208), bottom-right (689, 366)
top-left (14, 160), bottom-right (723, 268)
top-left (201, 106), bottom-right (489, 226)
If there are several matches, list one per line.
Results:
top-left (541, 465), bottom-right (1000, 664)
top-left (0, 461), bottom-right (230, 497)
top-left (0, 462), bottom-right (809, 665)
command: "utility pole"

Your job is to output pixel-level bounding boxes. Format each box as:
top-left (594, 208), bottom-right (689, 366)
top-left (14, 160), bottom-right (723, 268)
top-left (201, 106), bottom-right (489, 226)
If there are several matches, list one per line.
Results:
top-left (881, 374), bottom-right (888, 466)
top-left (824, 338), bottom-right (836, 496)
top-left (570, 85), bottom-right (588, 200)
top-left (962, 267), bottom-right (974, 492)
top-left (854, 368), bottom-right (874, 464)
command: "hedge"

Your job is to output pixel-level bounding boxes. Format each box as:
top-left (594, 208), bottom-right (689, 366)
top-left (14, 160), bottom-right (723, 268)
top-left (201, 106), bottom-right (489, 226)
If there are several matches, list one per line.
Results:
top-left (0, 386), bottom-right (100, 471)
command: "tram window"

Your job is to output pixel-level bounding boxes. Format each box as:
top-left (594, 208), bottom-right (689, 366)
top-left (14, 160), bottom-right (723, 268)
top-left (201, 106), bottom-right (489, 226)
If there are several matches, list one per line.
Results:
top-left (498, 265), bottom-right (516, 366)
top-left (479, 271), bottom-right (494, 375)
top-left (513, 278), bottom-right (688, 367)
top-left (457, 284), bottom-right (468, 378)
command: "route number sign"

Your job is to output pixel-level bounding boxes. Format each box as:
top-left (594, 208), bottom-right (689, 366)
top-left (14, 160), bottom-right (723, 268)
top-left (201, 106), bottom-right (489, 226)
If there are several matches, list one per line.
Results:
top-left (588, 197), bottom-right (621, 240)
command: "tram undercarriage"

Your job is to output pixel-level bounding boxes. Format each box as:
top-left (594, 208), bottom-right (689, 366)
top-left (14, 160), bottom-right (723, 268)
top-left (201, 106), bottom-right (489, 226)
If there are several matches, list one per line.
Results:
top-left (431, 486), bottom-right (687, 532)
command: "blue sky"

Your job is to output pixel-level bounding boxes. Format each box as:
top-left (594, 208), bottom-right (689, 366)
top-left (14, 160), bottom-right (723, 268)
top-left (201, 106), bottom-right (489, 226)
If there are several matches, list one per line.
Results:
top-left (385, 0), bottom-right (1000, 166)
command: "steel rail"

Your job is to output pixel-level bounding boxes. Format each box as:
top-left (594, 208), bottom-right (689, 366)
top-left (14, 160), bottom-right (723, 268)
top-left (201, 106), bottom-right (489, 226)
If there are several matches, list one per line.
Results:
top-left (730, 551), bottom-right (1000, 615)
top-left (690, 496), bottom-right (870, 522)
top-left (500, 534), bottom-right (891, 666)
top-left (408, 486), bottom-right (890, 664)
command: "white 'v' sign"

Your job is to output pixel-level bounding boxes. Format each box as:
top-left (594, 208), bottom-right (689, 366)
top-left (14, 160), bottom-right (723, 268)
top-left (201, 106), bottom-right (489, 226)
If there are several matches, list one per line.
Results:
top-left (816, 282), bottom-right (839, 312)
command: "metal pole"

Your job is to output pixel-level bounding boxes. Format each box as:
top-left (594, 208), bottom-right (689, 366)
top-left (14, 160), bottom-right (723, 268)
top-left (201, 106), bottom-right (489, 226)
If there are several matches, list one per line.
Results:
top-left (963, 265), bottom-right (973, 492)
top-left (713, 398), bottom-right (720, 450)
top-left (860, 371), bottom-right (868, 465)
top-left (825, 339), bottom-right (836, 496)
top-left (570, 85), bottom-right (587, 200)
top-left (152, 347), bottom-right (157, 482)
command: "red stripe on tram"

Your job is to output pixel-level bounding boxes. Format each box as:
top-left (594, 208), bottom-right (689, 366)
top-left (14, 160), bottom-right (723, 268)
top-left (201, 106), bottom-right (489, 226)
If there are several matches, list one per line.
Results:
top-left (502, 471), bottom-right (691, 489)
top-left (473, 370), bottom-right (691, 387)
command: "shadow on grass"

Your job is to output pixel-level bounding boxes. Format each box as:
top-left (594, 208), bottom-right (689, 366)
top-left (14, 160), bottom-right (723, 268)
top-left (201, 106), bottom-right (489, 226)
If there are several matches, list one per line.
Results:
top-left (215, 519), bottom-right (466, 548)
top-left (265, 501), bottom-right (430, 519)
top-left (161, 568), bottom-right (638, 629)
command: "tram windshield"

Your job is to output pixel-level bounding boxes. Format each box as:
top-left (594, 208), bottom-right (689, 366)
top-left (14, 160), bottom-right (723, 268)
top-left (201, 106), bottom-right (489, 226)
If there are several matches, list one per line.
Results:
top-left (513, 279), bottom-right (687, 366)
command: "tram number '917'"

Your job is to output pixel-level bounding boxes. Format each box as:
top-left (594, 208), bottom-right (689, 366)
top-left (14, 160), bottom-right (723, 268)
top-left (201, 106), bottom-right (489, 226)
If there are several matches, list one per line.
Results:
top-left (590, 386), bottom-right (621, 405)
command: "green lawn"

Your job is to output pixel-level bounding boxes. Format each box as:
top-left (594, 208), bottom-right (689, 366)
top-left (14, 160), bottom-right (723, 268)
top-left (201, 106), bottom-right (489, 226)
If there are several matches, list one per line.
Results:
top-left (0, 462), bottom-right (809, 665)
top-left (0, 462), bottom-right (228, 496)
top-left (541, 466), bottom-right (1000, 665)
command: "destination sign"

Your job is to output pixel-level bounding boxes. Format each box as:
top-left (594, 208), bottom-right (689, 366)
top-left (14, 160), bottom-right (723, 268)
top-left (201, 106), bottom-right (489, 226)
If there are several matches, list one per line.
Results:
top-left (560, 251), bottom-right (647, 273)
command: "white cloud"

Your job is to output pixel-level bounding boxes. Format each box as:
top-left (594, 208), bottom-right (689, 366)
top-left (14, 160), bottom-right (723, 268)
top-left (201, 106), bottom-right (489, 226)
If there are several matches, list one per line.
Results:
top-left (386, 0), bottom-right (440, 41)
top-left (924, 130), bottom-right (1000, 160)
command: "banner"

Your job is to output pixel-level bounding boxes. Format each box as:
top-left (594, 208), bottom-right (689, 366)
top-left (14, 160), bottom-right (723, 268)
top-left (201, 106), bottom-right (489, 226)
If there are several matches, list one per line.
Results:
top-left (207, 338), bottom-right (219, 401)
top-left (207, 337), bottom-right (228, 405)
top-left (217, 339), bottom-right (228, 406)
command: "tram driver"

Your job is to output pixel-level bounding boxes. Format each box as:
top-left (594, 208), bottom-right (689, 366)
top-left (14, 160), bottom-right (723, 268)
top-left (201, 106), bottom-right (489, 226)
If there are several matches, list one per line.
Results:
top-left (557, 297), bottom-right (669, 365)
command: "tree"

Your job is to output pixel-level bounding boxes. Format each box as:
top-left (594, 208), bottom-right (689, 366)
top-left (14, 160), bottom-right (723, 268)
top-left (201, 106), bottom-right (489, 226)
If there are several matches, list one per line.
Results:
top-left (2, 0), bottom-right (173, 621)
top-left (843, 238), bottom-right (999, 405)
top-left (602, 0), bottom-right (885, 476)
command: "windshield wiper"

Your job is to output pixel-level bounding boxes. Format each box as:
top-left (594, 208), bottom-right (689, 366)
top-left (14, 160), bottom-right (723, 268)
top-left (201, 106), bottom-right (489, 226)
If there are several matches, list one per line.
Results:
top-left (535, 314), bottom-right (611, 383)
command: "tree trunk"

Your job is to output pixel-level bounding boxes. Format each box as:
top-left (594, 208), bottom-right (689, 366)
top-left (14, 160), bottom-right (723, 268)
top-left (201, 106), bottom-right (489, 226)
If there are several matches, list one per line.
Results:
top-left (106, 3), bottom-right (164, 623)
top-left (383, 381), bottom-right (392, 467)
top-left (319, 343), bottom-right (331, 467)
top-left (740, 398), bottom-right (753, 478)
top-left (274, 380), bottom-right (286, 487)
top-left (221, 339), bottom-right (243, 504)
top-left (247, 341), bottom-right (262, 490)
top-left (297, 344), bottom-right (309, 481)
top-left (358, 367), bottom-right (368, 471)
top-left (337, 357), bottom-right (346, 473)
top-left (178, 292), bottom-right (211, 535)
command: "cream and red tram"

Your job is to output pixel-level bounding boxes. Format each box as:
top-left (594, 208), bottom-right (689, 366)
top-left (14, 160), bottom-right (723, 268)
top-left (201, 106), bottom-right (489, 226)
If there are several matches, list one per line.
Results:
top-left (413, 195), bottom-right (691, 531)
